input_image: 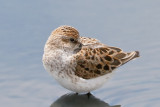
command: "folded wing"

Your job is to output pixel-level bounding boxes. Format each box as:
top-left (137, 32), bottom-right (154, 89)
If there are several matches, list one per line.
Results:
top-left (74, 43), bottom-right (139, 79)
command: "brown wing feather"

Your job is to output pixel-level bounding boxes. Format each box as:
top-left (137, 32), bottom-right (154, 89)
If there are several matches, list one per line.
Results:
top-left (80, 37), bottom-right (100, 45)
top-left (74, 46), bottom-right (139, 79)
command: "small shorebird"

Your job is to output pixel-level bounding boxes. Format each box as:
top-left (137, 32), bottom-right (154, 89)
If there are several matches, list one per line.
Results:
top-left (42, 25), bottom-right (139, 93)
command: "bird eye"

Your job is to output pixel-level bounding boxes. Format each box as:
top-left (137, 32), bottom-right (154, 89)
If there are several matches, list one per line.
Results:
top-left (70, 38), bottom-right (75, 42)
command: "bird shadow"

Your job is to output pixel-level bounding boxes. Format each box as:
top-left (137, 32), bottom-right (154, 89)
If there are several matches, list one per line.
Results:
top-left (50, 93), bottom-right (121, 107)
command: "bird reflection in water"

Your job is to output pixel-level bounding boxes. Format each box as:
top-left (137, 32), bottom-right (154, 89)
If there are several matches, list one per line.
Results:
top-left (50, 93), bottom-right (121, 107)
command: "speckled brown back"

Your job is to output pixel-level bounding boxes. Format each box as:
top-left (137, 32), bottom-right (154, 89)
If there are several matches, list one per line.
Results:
top-left (74, 46), bottom-right (139, 79)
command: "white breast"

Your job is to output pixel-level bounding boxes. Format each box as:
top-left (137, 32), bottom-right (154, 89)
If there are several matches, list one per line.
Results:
top-left (43, 50), bottom-right (113, 93)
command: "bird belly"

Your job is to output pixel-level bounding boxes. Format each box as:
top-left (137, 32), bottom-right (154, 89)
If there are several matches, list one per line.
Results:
top-left (53, 72), bottom-right (113, 93)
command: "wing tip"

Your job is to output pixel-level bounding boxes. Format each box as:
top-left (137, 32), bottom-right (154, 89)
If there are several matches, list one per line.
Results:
top-left (134, 51), bottom-right (140, 58)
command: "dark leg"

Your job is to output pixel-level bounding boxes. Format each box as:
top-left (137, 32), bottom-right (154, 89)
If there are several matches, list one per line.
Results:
top-left (87, 92), bottom-right (91, 99)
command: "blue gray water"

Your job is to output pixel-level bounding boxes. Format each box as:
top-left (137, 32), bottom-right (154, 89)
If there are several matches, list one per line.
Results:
top-left (1, 0), bottom-right (160, 107)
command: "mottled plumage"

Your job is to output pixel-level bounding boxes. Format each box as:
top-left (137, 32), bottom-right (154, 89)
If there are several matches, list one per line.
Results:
top-left (75, 47), bottom-right (139, 79)
top-left (43, 25), bottom-right (139, 93)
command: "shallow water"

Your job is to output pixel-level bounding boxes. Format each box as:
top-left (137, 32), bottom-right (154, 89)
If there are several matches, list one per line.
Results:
top-left (1, 0), bottom-right (160, 107)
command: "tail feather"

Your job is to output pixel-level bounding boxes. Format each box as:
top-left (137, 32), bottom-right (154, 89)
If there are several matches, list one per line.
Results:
top-left (121, 51), bottom-right (140, 65)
